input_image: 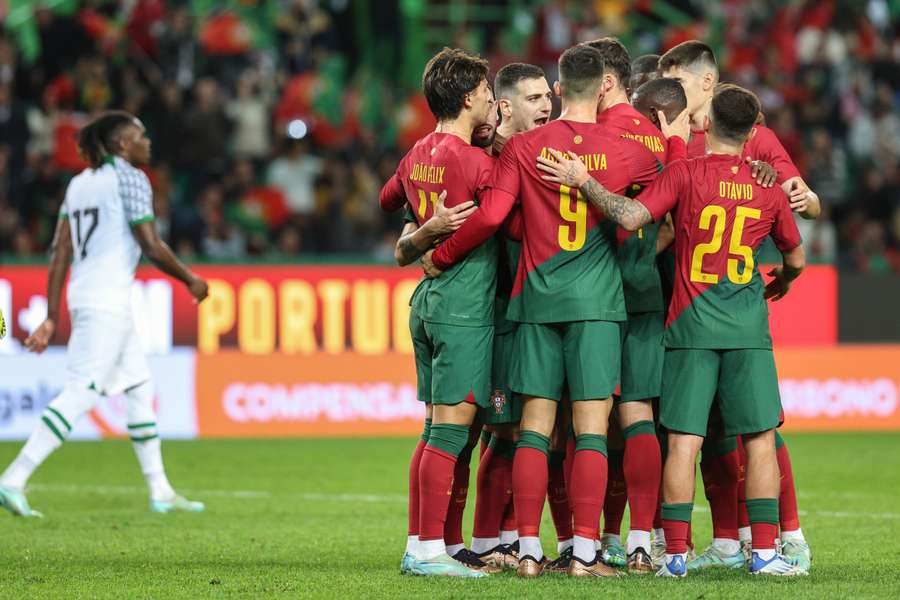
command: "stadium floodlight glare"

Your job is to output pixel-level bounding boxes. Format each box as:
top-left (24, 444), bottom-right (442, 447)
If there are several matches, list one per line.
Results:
top-left (287, 119), bottom-right (308, 139)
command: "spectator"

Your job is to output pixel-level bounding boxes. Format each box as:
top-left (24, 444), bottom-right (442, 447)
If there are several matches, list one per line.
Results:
top-left (267, 137), bottom-right (322, 217)
top-left (199, 184), bottom-right (246, 260)
top-left (228, 70), bottom-right (273, 160)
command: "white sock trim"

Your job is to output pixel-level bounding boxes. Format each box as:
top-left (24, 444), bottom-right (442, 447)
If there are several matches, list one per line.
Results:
top-left (518, 536), bottom-right (543, 561)
top-left (626, 530), bottom-right (652, 554)
top-left (471, 537), bottom-right (500, 554)
top-left (711, 537), bottom-right (741, 555)
top-left (417, 539), bottom-right (446, 560)
top-left (573, 536), bottom-right (595, 563)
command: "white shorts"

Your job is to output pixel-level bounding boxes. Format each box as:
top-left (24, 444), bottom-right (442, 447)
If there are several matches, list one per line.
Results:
top-left (66, 308), bottom-right (151, 395)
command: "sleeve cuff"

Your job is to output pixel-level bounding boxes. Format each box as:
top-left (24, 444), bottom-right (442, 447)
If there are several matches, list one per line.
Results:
top-left (432, 246), bottom-right (452, 271)
top-left (129, 215), bottom-right (155, 226)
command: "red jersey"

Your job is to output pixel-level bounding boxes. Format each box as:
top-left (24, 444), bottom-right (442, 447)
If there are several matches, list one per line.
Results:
top-left (636, 154), bottom-right (802, 349)
top-left (433, 119), bottom-right (661, 323)
top-left (598, 102), bottom-right (681, 313)
top-left (380, 132), bottom-right (497, 326)
top-left (687, 125), bottom-right (802, 184)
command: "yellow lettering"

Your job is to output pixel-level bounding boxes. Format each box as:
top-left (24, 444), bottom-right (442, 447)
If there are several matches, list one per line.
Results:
top-left (392, 280), bottom-right (418, 353)
top-left (238, 279), bottom-right (275, 354)
top-left (351, 280), bottom-right (389, 354)
top-left (279, 280), bottom-right (316, 354)
top-left (198, 279), bottom-right (235, 354)
top-left (319, 280), bottom-right (349, 353)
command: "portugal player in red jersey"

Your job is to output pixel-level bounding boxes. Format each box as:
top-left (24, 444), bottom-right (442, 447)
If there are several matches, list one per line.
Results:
top-left (660, 40), bottom-right (814, 573)
top-left (379, 47), bottom-right (498, 578)
top-left (426, 44), bottom-right (663, 578)
top-left (537, 83), bottom-right (807, 577)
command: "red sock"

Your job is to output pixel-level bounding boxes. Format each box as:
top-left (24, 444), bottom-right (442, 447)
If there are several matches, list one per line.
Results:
top-left (602, 451), bottom-right (626, 535)
top-left (501, 499), bottom-right (516, 532)
top-left (623, 431), bottom-right (662, 533)
top-left (777, 443), bottom-right (801, 531)
top-left (547, 458), bottom-right (573, 541)
top-left (701, 450), bottom-right (741, 540)
top-left (563, 435), bottom-right (575, 496)
top-left (443, 445), bottom-right (473, 547)
top-left (512, 447), bottom-right (548, 538)
top-left (472, 446), bottom-right (513, 539)
top-left (569, 448), bottom-right (608, 540)
top-left (751, 522), bottom-right (778, 550)
top-left (408, 439), bottom-right (426, 536)
top-left (661, 503), bottom-right (693, 554)
top-left (418, 445), bottom-right (457, 541)
top-left (663, 520), bottom-right (690, 554)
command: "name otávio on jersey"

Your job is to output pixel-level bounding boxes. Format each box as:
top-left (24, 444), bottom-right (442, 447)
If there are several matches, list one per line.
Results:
top-left (61, 156), bottom-right (154, 313)
top-left (635, 155), bottom-right (802, 350)
top-left (496, 120), bottom-right (661, 324)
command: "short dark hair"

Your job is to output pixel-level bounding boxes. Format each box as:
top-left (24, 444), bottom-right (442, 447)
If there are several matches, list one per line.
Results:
top-left (658, 40), bottom-right (717, 76)
top-left (632, 78), bottom-right (687, 123)
top-left (558, 44), bottom-right (605, 99)
top-left (494, 62), bottom-right (545, 100)
top-left (628, 54), bottom-right (661, 95)
top-left (78, 110), bottom-right (139, 168)
top-left (631, 54), bottom-right (660, 78)
top-left (583, 37), bottom-right (631, 89)
top-left (422, 47), bottom-right (490, 121)
top-left (710, 84), bottom-right (761, 144)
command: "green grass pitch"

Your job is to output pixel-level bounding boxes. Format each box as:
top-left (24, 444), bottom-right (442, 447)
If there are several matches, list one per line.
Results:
top-left (1, 433), bottom-right (898, 598)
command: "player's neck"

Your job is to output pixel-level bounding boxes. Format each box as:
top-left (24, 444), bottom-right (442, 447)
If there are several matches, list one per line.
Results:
top-left (559, 100), bottom-right (599, 123)
top-left (691, 96), bottom-right (712, 130)
top-left (599, 89), bottom-right (629, 113)
top-left (436, 117), bottom-right (475, 144)
top-left (496, 121), bottom-right (517, 139)
top-left (705, 132), bottom-right (744, 157)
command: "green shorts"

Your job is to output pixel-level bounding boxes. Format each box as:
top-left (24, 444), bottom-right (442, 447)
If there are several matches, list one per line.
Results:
top-left (660, 348), bottom-right (782, 437)
top-left (409, 310), bottom-right (493, 407)
top-left (618, 311), bottom-right (664, 403)
top-left (510, 320), bottom-right (621, 402)
top-left (481, 328), bottom-right (523, 424)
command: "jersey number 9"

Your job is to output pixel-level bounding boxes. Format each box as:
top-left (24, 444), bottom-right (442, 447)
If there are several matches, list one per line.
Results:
top-left (558, 184), bottom-right (587, 251)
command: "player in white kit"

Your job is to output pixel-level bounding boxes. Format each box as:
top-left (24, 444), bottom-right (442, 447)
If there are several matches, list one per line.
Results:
top-left (0, 111), bottom-right (209, 516)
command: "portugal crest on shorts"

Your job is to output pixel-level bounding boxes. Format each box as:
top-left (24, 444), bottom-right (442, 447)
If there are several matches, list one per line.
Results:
top-left (491, 389), bottom-right (506, 415)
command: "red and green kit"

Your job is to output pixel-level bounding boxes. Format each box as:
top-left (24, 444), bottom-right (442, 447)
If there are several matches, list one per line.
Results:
top-left (382, 132), bottom-right (497, 407)
top-left (433, 119), bottom-right (661, 401)
top-left (636, 154), bottom-right (802, 436)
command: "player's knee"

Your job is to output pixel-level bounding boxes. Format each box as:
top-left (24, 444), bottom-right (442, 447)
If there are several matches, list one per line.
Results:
top-left (50, 382), bottom-right (101, 425)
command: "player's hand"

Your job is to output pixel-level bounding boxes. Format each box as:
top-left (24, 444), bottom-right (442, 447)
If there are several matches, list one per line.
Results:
top-left (24, 319), bottom-right (56, 354)
top-left (537, 149), bottom-right (590, 188)
top-left (426, 190), bottom-right (475, 236)
top-left (188, 277), bottom-right (209, 303)
top-left (659, 108), bottom-right (690, 143)
top-left (763, 267), bottom-right (791, 301)
top-left (787, 180), bottom-right (815, 214)
top-left (421, 249), bottom-right (443, 279)
top-left (748, 158), bottom-right (777, 188)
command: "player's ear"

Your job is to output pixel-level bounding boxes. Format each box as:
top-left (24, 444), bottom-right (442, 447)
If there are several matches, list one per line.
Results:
top-left (702, 71), bottom-right (716, 92)
top-left (499, 98), bottom-right (512, 120)
top-left (553, 81), bottom-right (561, 97)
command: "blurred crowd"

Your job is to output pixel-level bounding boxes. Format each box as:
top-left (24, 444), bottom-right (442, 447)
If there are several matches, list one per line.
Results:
top-left (0, 0), bottom-right (898, 271)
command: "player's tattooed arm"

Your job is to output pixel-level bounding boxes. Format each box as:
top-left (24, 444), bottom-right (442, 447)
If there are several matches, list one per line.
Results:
top-left (536, 149), bottom-right (652, 231)
top-left (25, 216), bottom-right (73, 353)
top-left (395, 191), bottom-right (476, 267)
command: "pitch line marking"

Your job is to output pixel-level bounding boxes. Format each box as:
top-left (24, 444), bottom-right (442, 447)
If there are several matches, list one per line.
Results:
top-left (25, 484), bottom-right (900, 519)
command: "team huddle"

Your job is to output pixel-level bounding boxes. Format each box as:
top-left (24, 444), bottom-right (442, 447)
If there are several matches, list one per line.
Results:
top-left (380, 39), bottom-right (820, 578)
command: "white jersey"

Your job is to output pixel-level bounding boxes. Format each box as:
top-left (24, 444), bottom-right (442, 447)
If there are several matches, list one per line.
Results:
top-left (61, 156), bottom-right (154, 313)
